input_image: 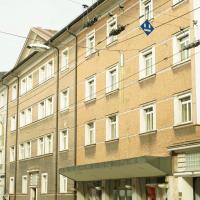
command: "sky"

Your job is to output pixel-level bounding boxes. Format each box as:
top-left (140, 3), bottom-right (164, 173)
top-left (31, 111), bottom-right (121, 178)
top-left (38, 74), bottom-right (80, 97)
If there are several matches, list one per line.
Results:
top-left (0, 0), bottom-right (93, 72)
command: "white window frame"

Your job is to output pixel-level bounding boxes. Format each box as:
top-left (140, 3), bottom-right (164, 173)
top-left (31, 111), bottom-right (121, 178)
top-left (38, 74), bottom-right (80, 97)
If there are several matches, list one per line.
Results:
top-left (60, 130), bottom-right (68, 151)
top-left (39, 59), bottom-right (54, 84)
top-left (60, 175), bottom-right (67, 193)
top-left (140, 103), bottom-right (156, 134)
top-left (20, 73), bottom-right (33, 95)
top-left (0, 91), bottom-right (5, 108)
top-left (22, 175), bottom-right (28, 194)
top-left (139, 46), bottom-right (155, 80)
top-left (20, 107), bottom-right (32, 127)
top-left (107, 15), bottom-right (118, 45)
top-left (38, 137), bottom-right (45, 156)
top-left (60, 88), bottom-right (69, 111)
top-left (12, 84), bottom-right (17, 101)
top-left (106, 64), bottom-right (119, 93)
top-left (174, 92), bottom-right (192, 125)
top-left (61, 48), bottom-right (69, 71)
top-left (173, 30), bottom-right (190, 66)
top-left (86, 30), bottom-right (96, 56)
top-left (38, 97), bottom-right (53, 120)
top-left (140, 0), bottom-right (153, 24)
top-left (106, 114), bottom-right (119, 141)
top-left (10, 146), bottom-right (15, 162)
top-left (11, 114), bottom-right (16, 131)
top-left (85, 121), bottom-right (96, 146)
top-left (41, 173), bottom-right (48, 194)
top-left (0, 150), bottom-right (3, 165)
top-left (85, 76), bottom-right (96, 101)
top-left (45, 134), bottom-right (53, 154)
top-left (9, 177), bottom-right (15, 194)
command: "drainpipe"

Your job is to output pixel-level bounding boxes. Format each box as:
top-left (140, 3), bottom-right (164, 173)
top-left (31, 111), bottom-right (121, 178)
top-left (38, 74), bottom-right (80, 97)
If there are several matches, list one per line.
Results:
top-left (1, 80), bottom-right (9, 197)
top-left (65, 29), bottom-right (78, 200)
top-left (13, 75), bottom-right (19, 200)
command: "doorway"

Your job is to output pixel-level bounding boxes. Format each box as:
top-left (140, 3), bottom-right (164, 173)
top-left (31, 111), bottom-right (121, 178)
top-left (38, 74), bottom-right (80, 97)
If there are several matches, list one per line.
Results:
top-left (194, 178), bottom-right (200, 200)
top-left (30, 187), bottom-right (37, 200)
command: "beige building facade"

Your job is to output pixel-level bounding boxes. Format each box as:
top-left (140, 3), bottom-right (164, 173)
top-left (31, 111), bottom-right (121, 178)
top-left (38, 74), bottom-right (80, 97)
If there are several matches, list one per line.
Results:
top-left (1, 0), bottom-right (200, 199)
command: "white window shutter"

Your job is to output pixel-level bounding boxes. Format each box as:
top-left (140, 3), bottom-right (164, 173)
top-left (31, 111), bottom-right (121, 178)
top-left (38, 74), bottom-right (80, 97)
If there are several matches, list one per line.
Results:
top-left (116, 115), bottom-right (119, 138)
top-left (139, 53), bottom-right (144, 79)
top-left (174, 97), bottom-right (180, 125)
top-left (116, 65), bottom-right (119, 89)
top-left (106, 118), bottom-right (110, 141)
top-left (173, 36), bottom-right (179, 65)
top-left (153, 104), bottom-right (156, 130)
top-left (152, 46), bottom-right (156, 74)
top-left (85, 125), bottom-right (89, 146)
top-left (106, 71), bottom-right (110, 93)
top-left (140, 108), bottom-right (145, 133)
top-left (85, 81), bottom-right (89, 101)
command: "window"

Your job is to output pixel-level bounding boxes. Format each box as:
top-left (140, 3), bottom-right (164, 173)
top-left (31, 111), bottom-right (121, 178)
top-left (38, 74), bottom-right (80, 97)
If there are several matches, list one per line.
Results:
top-left (85, 76), bottom-right (96, 101)
top-left (139, 46), bottom-right (155, 80)
top-left (140, 103), bottom-right (156, 133)
top-left (38, 135), bottom-right (53, 155)
top-left (86, 30), bottom-right (95, 56)
top-left (61, 48), bottom-right (69, 70)
top-left (0, 91), bottom-right (5, 108)
top-left (106, 64), bottom-right (119, 93)
top-left (9, 177), bottom-right (15, 194)
top-left (22, 175), bottom-right (28, 194)
top-left (39, 60), bottom-right (54, 83)
top-left (140, 0), bottom-right (153, 24)
top-left (106, 114), bottom-right (119, 141)
top-left (173, 30), bottom-right (190, 65)
top-left (20, 107), bottom-right (32, 127)
top-left (41, 173), bottom-right (48, 194)
top-left (10, 146), bottom-right (15, 162)
top-left (0, 150), bottom-right (3, 164)
top-left (38, 137), bottom-right (44, 155)
top-left (20, 74), bottom-right (33, 95)
top-left (107, 15), bottom-right (117, 45)
top-left (11, 114), bottom-right (16, 131)
top-left (60, 130), bottom-right (68, 151)
top-left (19, 141), bottom-right (31, 160)
top-left (85, 122), bottom-right (95, 146)
top-left (60, 175), bottom-right (67, 193)
top-left (60, 89), bottom-right (69, 111)
top-left (45, 135), bottom-right (52, 154)
top-left (12, 84), bottom-right (17, 101)
top-left (174, 92), bottom-right (192, 125)
top-left (38, 97), bottom-right (53, 119)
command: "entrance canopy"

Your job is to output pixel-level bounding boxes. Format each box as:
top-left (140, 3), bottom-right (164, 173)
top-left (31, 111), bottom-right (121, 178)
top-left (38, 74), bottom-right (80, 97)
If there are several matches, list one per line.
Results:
top-left (59, 156), bottom-right (171, 181)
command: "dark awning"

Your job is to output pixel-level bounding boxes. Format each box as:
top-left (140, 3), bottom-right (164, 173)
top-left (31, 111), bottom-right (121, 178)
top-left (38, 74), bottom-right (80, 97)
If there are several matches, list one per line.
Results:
top-left (59, 156), bottom-right (171, 181)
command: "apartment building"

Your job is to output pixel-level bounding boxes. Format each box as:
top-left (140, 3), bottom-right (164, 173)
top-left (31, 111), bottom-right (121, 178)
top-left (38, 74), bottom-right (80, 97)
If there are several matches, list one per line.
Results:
top-left (55, 0), bottom-right (200, 199)
top-left (1, 27), bottom-right (76, 200)
top-left (0, 72), bottom-right (7, 200)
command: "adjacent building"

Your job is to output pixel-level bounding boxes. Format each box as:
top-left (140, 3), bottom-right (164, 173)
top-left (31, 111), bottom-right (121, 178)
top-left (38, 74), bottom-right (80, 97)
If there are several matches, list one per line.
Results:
top-left (1, 0), bottom-right (200, 199)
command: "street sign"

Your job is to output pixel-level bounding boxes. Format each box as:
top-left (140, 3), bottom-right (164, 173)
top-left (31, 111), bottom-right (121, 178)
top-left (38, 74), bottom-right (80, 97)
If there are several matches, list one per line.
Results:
top-left (140, 20), bottom-right (154, 36)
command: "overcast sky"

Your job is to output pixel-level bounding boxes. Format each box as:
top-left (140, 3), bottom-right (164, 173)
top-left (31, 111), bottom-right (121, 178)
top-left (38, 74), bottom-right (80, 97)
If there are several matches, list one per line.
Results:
top-left (0, 0), bottom-right (93, 72)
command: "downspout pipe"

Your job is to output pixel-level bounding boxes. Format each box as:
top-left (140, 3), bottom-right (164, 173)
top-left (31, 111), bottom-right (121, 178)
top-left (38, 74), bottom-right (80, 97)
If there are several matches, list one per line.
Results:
top-left (1, 80), bottom-right (9, 197)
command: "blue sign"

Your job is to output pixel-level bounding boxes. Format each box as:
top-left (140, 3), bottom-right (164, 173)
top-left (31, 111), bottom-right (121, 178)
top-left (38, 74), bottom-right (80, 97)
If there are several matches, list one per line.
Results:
top-left (140, 20), bottom-right (154, 36)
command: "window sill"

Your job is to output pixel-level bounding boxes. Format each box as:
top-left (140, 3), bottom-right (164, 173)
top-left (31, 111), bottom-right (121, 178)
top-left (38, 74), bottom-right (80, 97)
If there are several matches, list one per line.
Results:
top-left (172, 0), bottom-right (187, 9)
top-left (139, 130), bottom-right (157, 136)
top-left (60, 108), bottom-right (69, 113)
top-left (59, 149), bottom-right (69, 153)
top-left (106, 88), bottom-right (119, 96)
top-left (85, 143), bottom-right (96, 148)
top-left (172, 59), bottom-right (191, 70)
top-left (39, 76), bottom-right (55, 86)
top-left (85, 98), bottom-right (96, 105)
top-left (105, 138), bottom-right (119, 143)
top-left (139, 73), bottom-right (156, 83)
top-left (106, 39), bottom-right (118, 48)
top-left (10, 130), bottom-right (16, 134)
top-left (61, 66), bottom-right (69, 72)
top-left (85, 51), bottom-right (96, 59)
top-left (173, 122), bottom-right (194, 129)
